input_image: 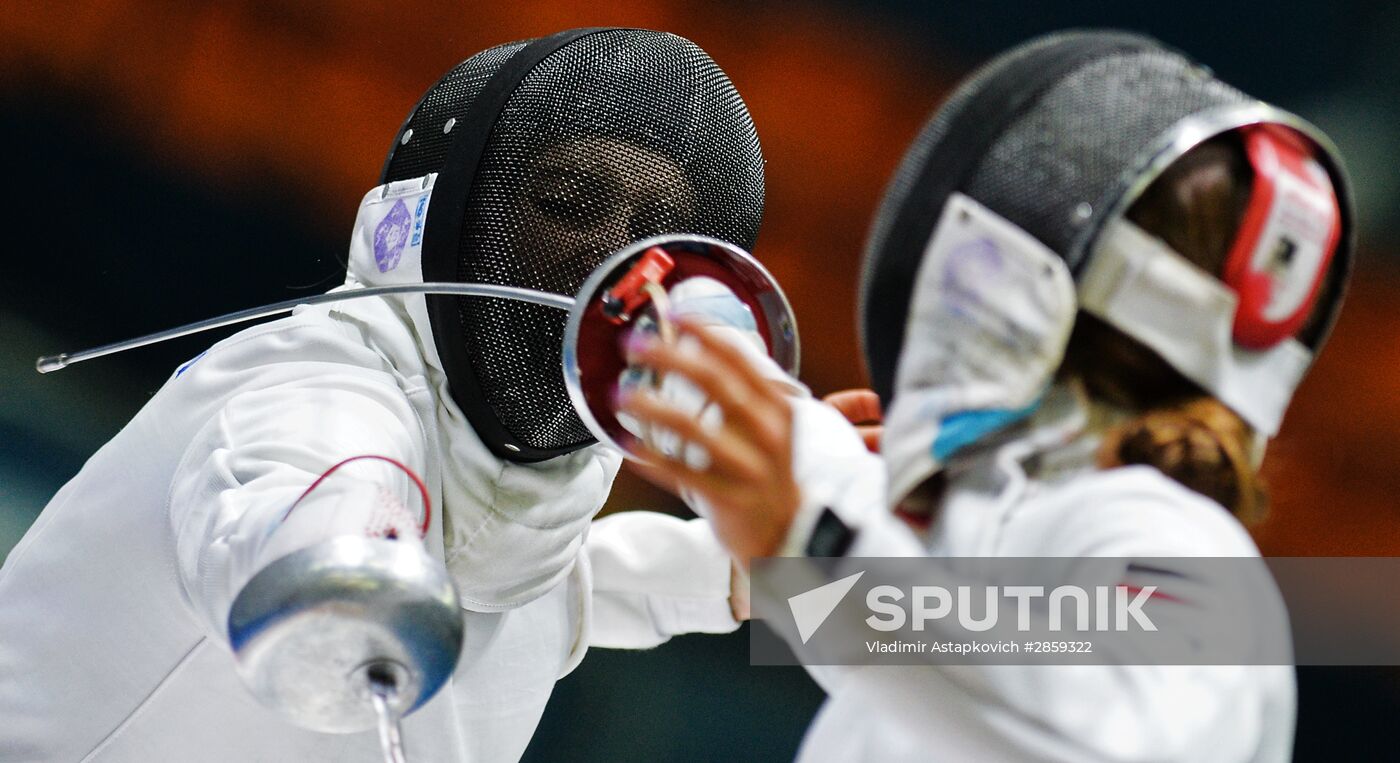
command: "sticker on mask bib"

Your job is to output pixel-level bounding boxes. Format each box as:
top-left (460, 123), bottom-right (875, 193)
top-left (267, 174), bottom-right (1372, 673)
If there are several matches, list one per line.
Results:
top-left (901, 193), bottom-right (1078, 406)
top-left (374, 199), bottom-right (412, 273)
top-left (881, 193), bottom-right (1079, 500)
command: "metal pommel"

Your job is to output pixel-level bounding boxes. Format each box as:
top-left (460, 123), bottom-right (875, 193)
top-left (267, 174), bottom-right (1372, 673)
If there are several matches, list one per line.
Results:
top-left (227, 537), bottom-right (464, 734)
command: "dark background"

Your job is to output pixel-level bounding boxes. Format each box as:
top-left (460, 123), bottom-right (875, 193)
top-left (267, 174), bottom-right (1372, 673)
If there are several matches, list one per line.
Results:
top-left (2, 1), bottom-right (1398, 760)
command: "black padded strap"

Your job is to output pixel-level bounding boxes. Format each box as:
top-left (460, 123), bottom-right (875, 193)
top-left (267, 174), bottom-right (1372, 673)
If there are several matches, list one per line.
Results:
top-left (422, 27), bottom-right (616, 462)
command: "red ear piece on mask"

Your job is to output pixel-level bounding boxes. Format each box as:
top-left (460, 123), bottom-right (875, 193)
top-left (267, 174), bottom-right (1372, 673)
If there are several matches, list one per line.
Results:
top-left (1223, 125), bottom-right (1341, 349)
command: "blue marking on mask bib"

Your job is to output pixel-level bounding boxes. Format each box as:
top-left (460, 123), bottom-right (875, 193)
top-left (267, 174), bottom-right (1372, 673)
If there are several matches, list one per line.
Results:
top-left (932, 396), bottom-right (1043, 463)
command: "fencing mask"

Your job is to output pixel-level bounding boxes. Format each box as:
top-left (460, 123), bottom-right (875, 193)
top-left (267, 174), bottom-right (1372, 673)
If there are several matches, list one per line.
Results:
top-left (861, 30), bottom-right (1354, 504)
top-left (381, 28), bottom-right (765, 462)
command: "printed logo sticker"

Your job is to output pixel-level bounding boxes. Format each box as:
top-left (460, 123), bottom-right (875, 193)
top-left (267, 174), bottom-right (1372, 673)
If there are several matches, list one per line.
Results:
top-left (374, 199), bottom-right (412, 273)
top-left (411, 194), bottom-right (428, 247)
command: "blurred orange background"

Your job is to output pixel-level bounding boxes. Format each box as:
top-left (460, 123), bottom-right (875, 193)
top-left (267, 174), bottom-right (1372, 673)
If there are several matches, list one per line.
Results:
top-left (9, 0), bottom-right (1378, 551)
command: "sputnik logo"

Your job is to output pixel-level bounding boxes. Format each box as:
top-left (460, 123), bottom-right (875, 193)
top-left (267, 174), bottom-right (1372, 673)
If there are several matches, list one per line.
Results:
top-left (788, 571), bottom-right (865, 644)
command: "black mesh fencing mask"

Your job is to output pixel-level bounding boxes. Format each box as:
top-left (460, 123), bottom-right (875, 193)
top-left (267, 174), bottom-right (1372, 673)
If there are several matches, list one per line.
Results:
top-left (382, 28), bottom-right (764, 461)
top-left (860, 30), bottom-right (1354, 409)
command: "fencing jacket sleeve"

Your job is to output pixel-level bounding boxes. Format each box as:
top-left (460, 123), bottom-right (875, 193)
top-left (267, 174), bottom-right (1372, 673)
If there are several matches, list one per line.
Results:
top-left (584, 512), bottom-right (740, 649)
top-left (165, 325), bottom-right (431, 641)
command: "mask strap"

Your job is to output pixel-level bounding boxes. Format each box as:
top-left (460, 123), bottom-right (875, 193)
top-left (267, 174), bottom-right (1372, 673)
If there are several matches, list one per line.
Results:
top-left (417, 27), bottom-right (621, 462)
top-left (1079, 219), bottom-right (1313, 436)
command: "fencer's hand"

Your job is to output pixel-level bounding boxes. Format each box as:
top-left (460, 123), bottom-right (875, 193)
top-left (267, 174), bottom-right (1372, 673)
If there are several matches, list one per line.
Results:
top-left (619, 319), bottom-right (800, 566)
top-left (730, 560), bottom-right (751, 621)
top-left (822, 388), bottom-right (883, 453)
top-left (622, 455), bottom-right (682, 497)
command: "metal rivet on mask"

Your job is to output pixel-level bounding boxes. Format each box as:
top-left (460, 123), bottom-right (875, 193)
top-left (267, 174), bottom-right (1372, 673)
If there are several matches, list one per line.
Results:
top-left (400, 129), bottom-right (414, 145)
top-left (1072, 202), bottom-right (1093, 224)
top-left (503, 443), bottom-right (521, 452)
top-left (443, 118), bottom-right (456, 134)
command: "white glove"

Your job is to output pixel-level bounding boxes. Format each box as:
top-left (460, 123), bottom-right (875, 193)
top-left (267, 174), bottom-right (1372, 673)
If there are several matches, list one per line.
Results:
top-left (617, 276), bottom-right (805, 519)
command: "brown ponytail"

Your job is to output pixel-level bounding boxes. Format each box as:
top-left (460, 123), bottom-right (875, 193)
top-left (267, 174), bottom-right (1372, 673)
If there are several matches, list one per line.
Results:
top-left (1065, 136), bottom-right (1272, 520)
top-left (1096, 397), bottom-right (1264, 523)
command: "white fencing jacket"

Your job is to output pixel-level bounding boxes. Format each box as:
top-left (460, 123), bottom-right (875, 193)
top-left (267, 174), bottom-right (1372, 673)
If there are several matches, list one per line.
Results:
top-left (776, 387), bottom-right (1295, 763)
top-left (0, 179), bottom-right (738, 762)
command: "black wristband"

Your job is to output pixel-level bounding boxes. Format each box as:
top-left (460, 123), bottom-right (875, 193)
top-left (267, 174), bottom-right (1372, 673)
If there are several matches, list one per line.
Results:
top-left (804, 507), bottom-right (855, 557)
